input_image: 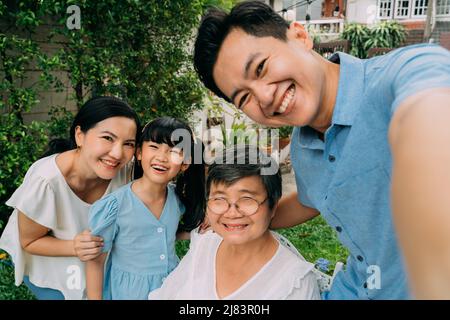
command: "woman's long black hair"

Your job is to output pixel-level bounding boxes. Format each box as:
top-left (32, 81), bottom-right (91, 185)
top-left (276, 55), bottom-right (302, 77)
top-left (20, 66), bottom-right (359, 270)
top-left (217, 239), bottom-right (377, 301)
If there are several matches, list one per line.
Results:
top-left (41, 96), bottom-right (141, 158)
top-left (133, 117), bottom-right (206, 232)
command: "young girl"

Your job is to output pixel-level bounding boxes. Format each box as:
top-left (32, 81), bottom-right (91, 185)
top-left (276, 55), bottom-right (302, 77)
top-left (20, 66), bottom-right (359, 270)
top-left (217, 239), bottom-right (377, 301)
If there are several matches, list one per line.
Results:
top-left (0, 96), bottom-right (140, 300)
top-left (86, 117), bottom-right (205, 300)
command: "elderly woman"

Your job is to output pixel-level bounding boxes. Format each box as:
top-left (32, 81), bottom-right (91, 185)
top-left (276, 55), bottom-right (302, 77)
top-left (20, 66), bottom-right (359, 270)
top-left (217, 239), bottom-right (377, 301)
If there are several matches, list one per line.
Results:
top-left (149, 145), bottom-right (320, 300)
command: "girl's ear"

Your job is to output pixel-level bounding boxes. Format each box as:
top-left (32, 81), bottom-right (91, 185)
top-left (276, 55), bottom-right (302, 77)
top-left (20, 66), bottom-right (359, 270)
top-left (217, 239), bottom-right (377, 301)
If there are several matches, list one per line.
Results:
top-left (180, 163), bottom-right (190, 173)
top-left (136, 147), bottom-right (142, 161)
top-left (74, 126), bottom-right (84, 148)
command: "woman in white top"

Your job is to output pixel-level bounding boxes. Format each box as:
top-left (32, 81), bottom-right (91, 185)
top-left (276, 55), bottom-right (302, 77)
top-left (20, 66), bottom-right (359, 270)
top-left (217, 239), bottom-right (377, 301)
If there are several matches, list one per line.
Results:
top-left (149, 146), bottom-right (321, 300)
top-left (0, 96), bottom-right (140, 299)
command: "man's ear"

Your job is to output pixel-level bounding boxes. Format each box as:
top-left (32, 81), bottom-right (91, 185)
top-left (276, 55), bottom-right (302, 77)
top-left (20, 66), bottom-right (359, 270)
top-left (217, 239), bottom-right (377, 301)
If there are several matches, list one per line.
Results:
top-left (287, 21), bottom-right (313, 50)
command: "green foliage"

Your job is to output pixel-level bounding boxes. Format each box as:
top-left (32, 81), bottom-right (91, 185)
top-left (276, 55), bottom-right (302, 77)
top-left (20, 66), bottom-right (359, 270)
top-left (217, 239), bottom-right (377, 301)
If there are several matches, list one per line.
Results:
top-left (341, 23), bottom-right (370, 58)
top-left (39, 0), bottom-right (209, 123)
top-left (278, 125), bottom-right (293, 139)
top-left (341, 21), bottom-right (406, 58)
top-left (222, 112), bottom-right (257, 147)
top-left (202, 0), bottom-right (240, 11)
top-left (278, 216), bottom-right (349, 275)
top-left (1, 0), bottom-right (223, 231)
top-left (0, 250), bottom-right (36, 300)
top-left (364, 21), bottom-right (406, 52)
top-left (0, 115), bottom-right (48, 227)
top-left (0, 4), bottom-right (53, 229)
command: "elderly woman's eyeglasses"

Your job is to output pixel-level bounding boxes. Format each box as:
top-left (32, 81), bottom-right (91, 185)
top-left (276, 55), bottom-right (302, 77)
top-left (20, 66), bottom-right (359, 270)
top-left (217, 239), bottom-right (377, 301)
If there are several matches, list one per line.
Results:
top-left (207, 197), bottom-right (268, 216)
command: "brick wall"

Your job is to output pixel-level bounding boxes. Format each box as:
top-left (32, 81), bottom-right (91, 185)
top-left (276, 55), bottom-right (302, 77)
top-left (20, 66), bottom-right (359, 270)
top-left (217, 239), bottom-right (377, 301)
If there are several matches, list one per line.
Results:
top-left (431, 21), bottom-right (450, 48)
top-left (402, 29), bottom-right (425, 46)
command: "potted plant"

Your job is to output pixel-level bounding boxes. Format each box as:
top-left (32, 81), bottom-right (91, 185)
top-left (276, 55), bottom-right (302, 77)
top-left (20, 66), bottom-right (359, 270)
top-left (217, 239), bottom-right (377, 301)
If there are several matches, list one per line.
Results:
top-left (278, 125), bottom-right (293, 150)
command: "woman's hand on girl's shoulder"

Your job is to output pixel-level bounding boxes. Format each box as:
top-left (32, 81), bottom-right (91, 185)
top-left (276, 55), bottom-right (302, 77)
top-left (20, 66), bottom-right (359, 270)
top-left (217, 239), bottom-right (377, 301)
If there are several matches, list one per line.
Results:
top-left (73, 230), bottom-right (104, 261)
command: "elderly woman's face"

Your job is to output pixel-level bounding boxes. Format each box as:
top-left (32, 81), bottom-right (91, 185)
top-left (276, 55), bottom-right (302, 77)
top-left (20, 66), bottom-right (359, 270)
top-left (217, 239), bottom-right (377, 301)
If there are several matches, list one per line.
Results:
top-left (207, 176), bottom-right (274, 245)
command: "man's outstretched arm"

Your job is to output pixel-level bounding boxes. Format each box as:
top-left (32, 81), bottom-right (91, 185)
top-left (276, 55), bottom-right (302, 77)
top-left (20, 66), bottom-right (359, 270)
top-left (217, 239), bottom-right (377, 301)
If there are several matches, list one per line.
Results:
top-left (389, 87), bottom-right (450, 299)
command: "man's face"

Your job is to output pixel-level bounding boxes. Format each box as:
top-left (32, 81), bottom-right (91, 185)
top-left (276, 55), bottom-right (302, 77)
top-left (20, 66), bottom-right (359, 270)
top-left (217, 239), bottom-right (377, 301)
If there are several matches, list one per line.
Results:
top-left (213, 23), bottom-right (328, 128)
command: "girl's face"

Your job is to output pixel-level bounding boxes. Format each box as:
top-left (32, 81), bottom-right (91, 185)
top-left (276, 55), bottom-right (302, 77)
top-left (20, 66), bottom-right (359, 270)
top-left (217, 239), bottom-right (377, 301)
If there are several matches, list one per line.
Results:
top-left (137, 141), bottom-right (189, 185)
top-left (75, 116), bottom-right (137, 180)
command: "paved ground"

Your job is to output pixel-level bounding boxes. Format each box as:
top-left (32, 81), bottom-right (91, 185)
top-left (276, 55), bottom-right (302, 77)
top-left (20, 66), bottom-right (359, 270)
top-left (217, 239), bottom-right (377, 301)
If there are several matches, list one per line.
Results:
top-left (282, 168), bottom-right (297, 195)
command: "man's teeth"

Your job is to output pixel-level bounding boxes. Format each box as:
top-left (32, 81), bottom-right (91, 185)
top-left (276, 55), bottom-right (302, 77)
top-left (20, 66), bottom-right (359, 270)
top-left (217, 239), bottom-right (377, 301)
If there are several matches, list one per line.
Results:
top-left (102, 159), bottom-right (119, 167)
top-left (278, 87), bottom-right (295, 114)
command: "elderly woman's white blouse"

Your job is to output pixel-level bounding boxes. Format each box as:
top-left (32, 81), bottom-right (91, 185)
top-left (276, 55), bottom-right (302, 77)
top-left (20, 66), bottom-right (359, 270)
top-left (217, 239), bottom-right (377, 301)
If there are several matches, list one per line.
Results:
top-left (148, 230), bottom-right (321, 300)
top-left (0, 154), bottom-right (131, 299)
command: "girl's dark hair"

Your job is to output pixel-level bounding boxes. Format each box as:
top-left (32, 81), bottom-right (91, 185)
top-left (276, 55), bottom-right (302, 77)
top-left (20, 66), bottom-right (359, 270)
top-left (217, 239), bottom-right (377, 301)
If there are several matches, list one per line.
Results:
top-left (41, 96), bottom-right (141, 158)
top-left (134, 117), bottom-right (206, 232)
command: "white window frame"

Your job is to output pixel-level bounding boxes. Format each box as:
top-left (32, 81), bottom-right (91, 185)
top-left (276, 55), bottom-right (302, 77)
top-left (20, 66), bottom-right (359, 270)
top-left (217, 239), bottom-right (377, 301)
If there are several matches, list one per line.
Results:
top-left (378, 0), bottom-right (394, 19)
top-left (394, 0), bottom-right (413, 18)
top-left (436, 0), bottom-right (450, 16)
top-left (411, 0), bottom-right (428, 18)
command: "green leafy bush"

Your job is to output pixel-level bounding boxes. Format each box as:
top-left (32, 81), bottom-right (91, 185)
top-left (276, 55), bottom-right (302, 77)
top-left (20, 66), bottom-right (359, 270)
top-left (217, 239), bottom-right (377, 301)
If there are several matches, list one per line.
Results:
top-left (0, 0), bottom-right (236, 233)
top-left (342, 23), bottom-right (370, 58)
top-left (341, 21), bottom-right (406, 58)
top-left (364, 21), bottom-right (406, 52)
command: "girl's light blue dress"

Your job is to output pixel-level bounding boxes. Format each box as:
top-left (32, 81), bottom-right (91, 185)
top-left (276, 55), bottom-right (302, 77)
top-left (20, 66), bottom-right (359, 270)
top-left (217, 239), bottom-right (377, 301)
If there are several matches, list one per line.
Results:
top-left (89, 182), bottom-right (184, 300)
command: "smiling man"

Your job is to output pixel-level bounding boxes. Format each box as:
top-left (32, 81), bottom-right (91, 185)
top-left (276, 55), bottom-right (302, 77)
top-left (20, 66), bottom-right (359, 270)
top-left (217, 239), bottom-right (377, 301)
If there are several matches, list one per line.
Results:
top-left (194, 1), bottom-right (450, 299)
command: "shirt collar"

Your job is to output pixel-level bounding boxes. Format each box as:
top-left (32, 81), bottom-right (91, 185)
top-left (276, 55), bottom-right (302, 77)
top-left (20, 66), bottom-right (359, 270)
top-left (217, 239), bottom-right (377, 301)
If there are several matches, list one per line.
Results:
top-left (298, 52), bottom-right (365, 150)
top-left (329, 52), bottom-right (365, 127)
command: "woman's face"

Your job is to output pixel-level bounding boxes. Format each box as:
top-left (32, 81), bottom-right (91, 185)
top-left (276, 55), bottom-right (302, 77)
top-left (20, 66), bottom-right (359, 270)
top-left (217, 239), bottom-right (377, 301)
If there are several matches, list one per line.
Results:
top-left (75, 116), bottom-right (137, 180)
top-left (207, 175), bottom-right (275, 246)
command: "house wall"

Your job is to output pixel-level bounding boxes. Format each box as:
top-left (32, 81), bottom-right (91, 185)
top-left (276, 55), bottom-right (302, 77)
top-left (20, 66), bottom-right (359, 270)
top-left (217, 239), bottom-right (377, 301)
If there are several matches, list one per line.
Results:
top-left (294, 0), bottom-right (323, 20)
top-left (346, 0), bottom-right (378, 24)
top-left (266, 0), bottom-right (284, 12)
top-left (347, 0), bottom-right (450, 28)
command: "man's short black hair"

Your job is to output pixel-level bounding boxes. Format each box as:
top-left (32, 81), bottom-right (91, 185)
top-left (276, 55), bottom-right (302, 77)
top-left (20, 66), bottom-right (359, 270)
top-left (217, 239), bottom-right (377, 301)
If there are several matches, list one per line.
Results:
top-left (194, 0), bottom-right (289, 102)
top-left (206, 145), bottom-right (282, 210)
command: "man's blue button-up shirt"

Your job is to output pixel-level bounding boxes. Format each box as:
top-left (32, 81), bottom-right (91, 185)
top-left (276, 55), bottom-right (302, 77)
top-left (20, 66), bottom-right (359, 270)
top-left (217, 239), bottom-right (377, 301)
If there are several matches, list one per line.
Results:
top-left (290, 44), bottom-right (450, 299)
